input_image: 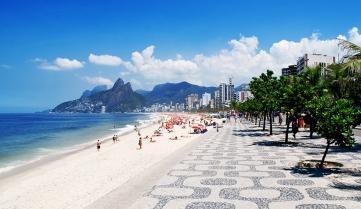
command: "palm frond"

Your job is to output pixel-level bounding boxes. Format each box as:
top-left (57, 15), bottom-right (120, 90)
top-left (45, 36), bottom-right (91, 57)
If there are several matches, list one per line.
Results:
top-left (338, 39), bottom-right (361, 54)
top-left (343, 60), bottom-right (361, 73)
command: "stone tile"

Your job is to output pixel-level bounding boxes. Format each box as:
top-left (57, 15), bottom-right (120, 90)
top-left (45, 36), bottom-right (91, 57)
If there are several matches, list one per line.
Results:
top-left (151, 187), bottom-right (194, 197)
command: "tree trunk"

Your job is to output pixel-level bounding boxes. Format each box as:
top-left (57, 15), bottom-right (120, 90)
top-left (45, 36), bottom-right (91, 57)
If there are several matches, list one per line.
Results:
top-left (272, 111), bottom-right (275, 123)
top-left (320, 140), bottom-right (331, 168)
top-left (259, 116), bottom-right (261, 127)
top-left (255, 116), bottom-right (257, 125)
top-left (269, 111), bottom-right (273, 135)
top-left (285, 113), bottom-right (290, 143)
top-left (263, 112), bottom-right (266, 131)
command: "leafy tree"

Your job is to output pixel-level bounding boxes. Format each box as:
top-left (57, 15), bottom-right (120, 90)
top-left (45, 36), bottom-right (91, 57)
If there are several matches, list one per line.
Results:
top-left (250, 70), bottom-right (279, 135)
top-left (230, 100), bottom-right (238, 110)
top-left (279, 76), bottom-right (304, 142)
top-left (308, 96), bottom-right (361, 168)
top-left (301, 66), bottom-right (326, 138)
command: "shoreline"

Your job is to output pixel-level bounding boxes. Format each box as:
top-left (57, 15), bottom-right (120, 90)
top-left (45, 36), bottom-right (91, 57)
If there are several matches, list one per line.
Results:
top-left (0, 112), bottom-right (209, 209)
top-left (0, 113), bottom-right (160, 179)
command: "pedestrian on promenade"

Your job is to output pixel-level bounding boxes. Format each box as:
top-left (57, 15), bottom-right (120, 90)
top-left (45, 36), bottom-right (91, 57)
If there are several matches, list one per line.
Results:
top-left (96, 140), bottom-right (101, 151)
top-left (278, 112), bottom-right (283, 125)
top-left (291, 115), bottom-right (298, 139)
top-left (298, 116), bottom-right (305, 128)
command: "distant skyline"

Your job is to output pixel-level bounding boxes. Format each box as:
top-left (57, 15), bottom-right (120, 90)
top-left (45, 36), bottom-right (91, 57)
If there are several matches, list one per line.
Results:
top-left (1, 0), bottom-right (361, 112)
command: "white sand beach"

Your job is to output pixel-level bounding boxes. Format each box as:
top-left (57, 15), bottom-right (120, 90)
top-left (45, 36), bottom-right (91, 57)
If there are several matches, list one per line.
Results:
top-left (0, 113), bottom-right (213, 209)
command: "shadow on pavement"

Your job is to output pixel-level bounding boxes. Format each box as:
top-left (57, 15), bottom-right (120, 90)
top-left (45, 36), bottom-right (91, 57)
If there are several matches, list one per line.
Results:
top-left (330, 180), bottom-right (361, 191)
top-left (233, 132), bottom-right (269, 137)
top-left (251, 140), bottom-right (299, 147)
top-left (285, 166), bottom-right (361, 178)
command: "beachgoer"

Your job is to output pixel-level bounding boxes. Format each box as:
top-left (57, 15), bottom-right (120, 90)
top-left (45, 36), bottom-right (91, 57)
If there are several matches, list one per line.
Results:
top-left (216, 123), bottom-right (219, 132)
top-left (150, 137), bottom-right (155, 142)
top-left (96, 140), bottom-right (101, 151)
top-left (138, 137), bottom-right (143, 149)
top-left (115, 135), bottom-right (119, 141)
top-left (112, 135), bottom-right (116, 143)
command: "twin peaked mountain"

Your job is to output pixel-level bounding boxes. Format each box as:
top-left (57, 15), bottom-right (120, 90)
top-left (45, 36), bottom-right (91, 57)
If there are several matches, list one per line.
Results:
top-left (52, 78), bottom-right (218, 113)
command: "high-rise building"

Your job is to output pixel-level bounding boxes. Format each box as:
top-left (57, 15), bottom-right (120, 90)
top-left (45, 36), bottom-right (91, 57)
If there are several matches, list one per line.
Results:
top-left (214, 90), bottom-right (220, 109)
top-left (202, 93), bottom-right (211, 107)
top-left (186, 93), bottom-right (199, 111)
top-left (210, 99), bottom-right (215, 109)
top-left (281, 65), bottom-right (298, 76)
top-left (296, 53), bottom-right (335, 75)
top-left (238, 91), bottom-right (253, 103)
top-left (218, 78), bottom-right (235, 108)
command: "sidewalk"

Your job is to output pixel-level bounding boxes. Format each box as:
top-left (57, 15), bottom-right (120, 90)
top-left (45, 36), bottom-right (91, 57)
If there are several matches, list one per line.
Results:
top-left (92, 121), bottom-right (361, 209)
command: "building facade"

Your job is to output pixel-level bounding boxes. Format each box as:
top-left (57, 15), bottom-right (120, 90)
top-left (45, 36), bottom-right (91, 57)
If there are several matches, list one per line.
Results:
top-left (217, 78), bottom-right (235, 108)
top-left (296, 53), bottom-right (335, 75)
top-left (186, 93), bottom-right (199, 111)
top-left (281, 65), bottom-right (298, 76)
top-left (201, 92), bottom-right (211, 107)
top-left (238, 90), bottom-right (253, 103)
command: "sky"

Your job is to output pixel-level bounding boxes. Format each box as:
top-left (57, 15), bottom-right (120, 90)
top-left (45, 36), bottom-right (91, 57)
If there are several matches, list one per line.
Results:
top-left (0, 0), bottom-right (361, 112)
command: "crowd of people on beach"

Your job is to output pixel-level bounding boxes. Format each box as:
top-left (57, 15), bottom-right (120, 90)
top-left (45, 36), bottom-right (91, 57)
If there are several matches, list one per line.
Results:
top-left (95, 114), bottom-right (222, 152)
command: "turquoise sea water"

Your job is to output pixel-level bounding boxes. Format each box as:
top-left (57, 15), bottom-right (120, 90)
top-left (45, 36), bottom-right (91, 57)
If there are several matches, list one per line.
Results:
top-left (0, 113), bottom-right (154, 172)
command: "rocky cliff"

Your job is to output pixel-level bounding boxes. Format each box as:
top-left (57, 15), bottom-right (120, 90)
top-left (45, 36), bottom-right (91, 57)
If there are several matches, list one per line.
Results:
top-left (52, 78), bottom-right (145, 113)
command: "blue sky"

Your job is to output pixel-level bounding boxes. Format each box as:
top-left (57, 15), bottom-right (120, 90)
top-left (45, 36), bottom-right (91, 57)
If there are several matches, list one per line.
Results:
top-left (0, 0), bottom-right (360, 112)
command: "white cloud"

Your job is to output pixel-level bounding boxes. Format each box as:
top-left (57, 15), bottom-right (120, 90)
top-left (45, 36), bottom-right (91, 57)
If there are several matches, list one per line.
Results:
top-left (116, 27), bottom-right (360, 89)
top-left (129, 78), bottom-right (142, 90)
top-left (348, 27), bottom-right (361, 45)
top-left (55, 58), bottom-right (84, 69)
top-left (88, 53), bottom-right (123, 66)
top-left (83, 76), bottom-right (114, 87)
top-left (35, 57), bottom-right (84, 71)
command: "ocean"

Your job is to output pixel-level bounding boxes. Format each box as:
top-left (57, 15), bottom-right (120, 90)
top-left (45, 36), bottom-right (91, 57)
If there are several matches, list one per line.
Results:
top-left (0, 113), bottom-right (155, 173)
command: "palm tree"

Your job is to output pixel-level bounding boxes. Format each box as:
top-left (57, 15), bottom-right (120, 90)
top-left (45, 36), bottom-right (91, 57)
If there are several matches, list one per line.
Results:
top-left (325, 64), bottom-right (351, 99)
top-left (338, 39), bottom-right (361, 73)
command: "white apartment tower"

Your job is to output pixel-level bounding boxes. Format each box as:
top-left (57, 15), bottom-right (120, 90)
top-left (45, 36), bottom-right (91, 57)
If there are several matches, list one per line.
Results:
top-left (297, 53), bottom-right (335, 75)
top-left (202, 93), bottom-right (211, 107)
top-left (217, 78), bottom-right (235, 108)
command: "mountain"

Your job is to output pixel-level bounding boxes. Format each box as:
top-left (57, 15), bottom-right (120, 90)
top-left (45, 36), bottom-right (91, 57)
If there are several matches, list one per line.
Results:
top-left (135, 89), bottom-right (150, 96)
top-left (235, 83), bottom-right (250, 91)
top-left (52, 78), bottom-right (145, 113)
top-left (81, 85), bottom-right (107, 98)
top-left (144, 81), bottom-right (217, 105)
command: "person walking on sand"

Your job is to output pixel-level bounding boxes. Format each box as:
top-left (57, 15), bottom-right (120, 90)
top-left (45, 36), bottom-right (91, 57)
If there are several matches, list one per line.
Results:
top-left (216, 123), bottom-right (219, 132)
top-left (138, 137), bottom-right (143, 149)
top-left (112, 135), bottom-right (116, 144)
top-left (96, 140), bottom-right (101, 151)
